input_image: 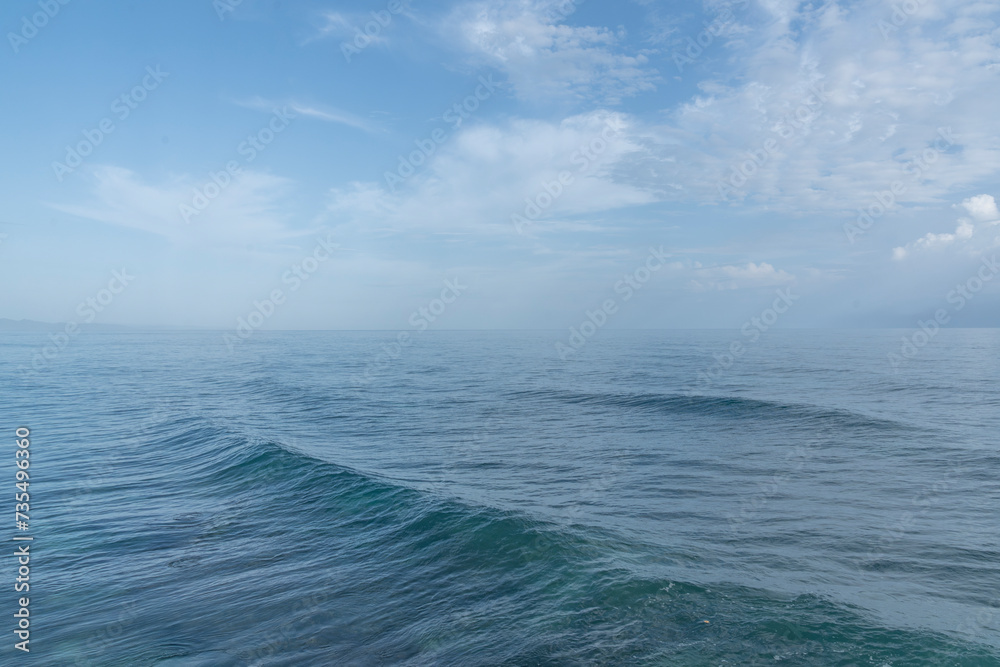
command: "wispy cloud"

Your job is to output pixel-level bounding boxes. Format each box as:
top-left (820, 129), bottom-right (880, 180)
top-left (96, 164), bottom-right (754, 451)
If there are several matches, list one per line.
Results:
top-left (612, 0), bottom-right (1000, 213)
top-left (303, 7), bottom-right (406, 48)
top-left (48, 165), bottom-right (303, 247)
top-left (311, 11), bottom-right (358, 41)
top-left (323, 111), bottom-right (655, 236)
top-left (444, 0), bottom-right (659, 104)
top-left (232, 96), bottom-right (381, 133)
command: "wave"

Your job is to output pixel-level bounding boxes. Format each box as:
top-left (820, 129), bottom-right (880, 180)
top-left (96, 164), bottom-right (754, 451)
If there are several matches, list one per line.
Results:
top-left (121, 424), bottom-right (992, 663)
top-left (38, 407), bottom-right (1000, 665)
top-left (508, 388), bottom-right (921, 434)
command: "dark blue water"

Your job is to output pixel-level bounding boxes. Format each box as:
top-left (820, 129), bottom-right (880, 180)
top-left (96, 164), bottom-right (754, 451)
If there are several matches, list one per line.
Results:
top-left (3, 330), bottom-right (999, 665)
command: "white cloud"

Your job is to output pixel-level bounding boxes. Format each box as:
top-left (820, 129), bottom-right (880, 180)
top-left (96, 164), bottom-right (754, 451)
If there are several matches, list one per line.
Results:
top-left (615, 0), bottom-right (1000, 213)
top-left (233, 96), bottom-right (379, 133)
top-left (893, 218), bottom-right (975, 259)
top-left (314, 0), bottom-right (1000, 225)
top-left (48, 165), bottom-right (304, 247)
top-left (445, 0), bottom-right (659, 103)
top-left (893, 193), bottom-right (1000, 259)
top-left (686, 261), bottom-right (796, 291)
top-left (960, 193), bottom-right (999, 222)
top-left (324, 110), bottom-right (656, 235)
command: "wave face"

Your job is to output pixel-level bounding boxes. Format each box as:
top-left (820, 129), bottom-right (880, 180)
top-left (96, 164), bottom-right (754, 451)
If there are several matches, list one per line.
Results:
top-left (3, 329), bottom-right (1000, 665)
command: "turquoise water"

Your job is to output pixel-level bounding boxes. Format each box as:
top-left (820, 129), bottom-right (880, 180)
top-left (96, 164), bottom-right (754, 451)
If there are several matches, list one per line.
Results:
top-left (3, 330), bottom-right (999, 665)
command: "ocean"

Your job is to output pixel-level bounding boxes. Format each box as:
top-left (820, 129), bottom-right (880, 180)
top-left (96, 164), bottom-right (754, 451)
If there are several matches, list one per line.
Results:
top-left (3, 329), bottom-right (999, 665)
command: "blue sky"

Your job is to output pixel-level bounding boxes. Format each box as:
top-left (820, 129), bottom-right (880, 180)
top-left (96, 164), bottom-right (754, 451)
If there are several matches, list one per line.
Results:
top-left (2, 0), bottom-right (999, 330)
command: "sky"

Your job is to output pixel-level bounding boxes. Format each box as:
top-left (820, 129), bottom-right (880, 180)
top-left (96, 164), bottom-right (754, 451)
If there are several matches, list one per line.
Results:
top-left (1, 0), bottom-right (999, 330)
